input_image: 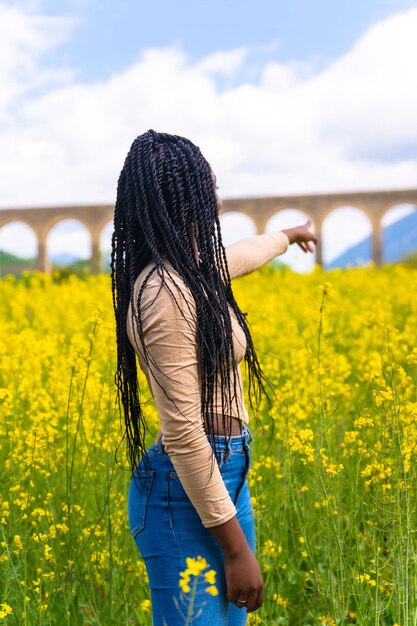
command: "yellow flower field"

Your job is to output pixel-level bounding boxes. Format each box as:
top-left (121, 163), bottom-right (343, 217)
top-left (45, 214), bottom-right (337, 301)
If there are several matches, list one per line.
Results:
top-left (0, 262), bottom-right (416, 625)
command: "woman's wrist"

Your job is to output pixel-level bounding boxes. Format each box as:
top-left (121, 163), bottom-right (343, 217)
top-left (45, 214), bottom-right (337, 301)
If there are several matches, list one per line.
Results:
top-left (281, 228), bottom-right (296, 245)
top-left (208, 515), bottom-right (251, 558)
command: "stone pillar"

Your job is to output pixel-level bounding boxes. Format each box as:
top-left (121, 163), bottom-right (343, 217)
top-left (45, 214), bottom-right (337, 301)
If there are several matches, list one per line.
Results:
top-left (257, 217), bottom-right (268, 235)
top-left (35, 231), bottom-right (51, 273)
top-left (90, 232), bottom-right (102, 275)
top-left (372, 219), bottom-right (383, 268)
top-left (315, 222), bottom-right (323, 268)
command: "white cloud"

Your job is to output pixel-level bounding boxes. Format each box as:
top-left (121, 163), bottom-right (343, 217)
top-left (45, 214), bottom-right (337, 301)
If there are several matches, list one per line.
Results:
top-left (0, 3), bottom-right (77, 124)
top-left (0, 2), bottom-right (416, 254)
top-left (195, 48), bottom-right (249, 77)
top-left (308, 9), bottom-right (417, 162)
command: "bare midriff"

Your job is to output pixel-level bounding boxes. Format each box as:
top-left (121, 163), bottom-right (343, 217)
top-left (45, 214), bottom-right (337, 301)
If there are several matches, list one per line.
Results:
top-left (204, 413), bottom-right (243, 436)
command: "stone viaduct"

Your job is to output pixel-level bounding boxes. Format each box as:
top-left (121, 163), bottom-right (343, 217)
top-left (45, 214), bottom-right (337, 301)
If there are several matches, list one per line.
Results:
top-left (0, 188), bottom-right (416, 273)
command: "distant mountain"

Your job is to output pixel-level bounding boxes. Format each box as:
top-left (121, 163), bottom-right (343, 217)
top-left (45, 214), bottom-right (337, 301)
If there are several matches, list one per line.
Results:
top-left (327, 210), bottom-right (417, 268)
top-left (51, 253), bottom-right (81, 264)
top-left (0, 250), bottom-right (36, 264)
top-left (0, 249), bottom-right (87, 268)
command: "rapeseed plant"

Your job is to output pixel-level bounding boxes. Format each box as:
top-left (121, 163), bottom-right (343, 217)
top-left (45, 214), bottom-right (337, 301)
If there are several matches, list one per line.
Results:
top-left (174, 556), bottom-right (218, 624)
top-left (0, 264), bottom-right (416, 624)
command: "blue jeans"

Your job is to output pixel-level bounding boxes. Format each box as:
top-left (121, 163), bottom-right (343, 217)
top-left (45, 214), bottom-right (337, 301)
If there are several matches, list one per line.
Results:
top-left (128, 425), bottom-right (255, 625)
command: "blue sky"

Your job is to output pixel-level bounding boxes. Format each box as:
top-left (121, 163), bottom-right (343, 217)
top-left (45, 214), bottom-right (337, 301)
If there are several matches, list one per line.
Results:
top-left (0, 0), bottom-right (416, 269)
top-left (24, 0), bottom-right (417, 81)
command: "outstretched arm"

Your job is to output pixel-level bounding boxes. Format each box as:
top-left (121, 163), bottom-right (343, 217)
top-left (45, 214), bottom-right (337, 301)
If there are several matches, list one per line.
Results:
top-left (224, 219), bottom-right (318, 280)
top-left (224, 230), bottom-right (290, 280)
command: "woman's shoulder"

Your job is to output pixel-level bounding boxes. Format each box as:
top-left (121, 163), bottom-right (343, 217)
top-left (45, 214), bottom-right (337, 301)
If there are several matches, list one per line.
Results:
top-left (126, 263), bottom-right (198, 355)
top-left (134, 260), bottom-right (196, 315)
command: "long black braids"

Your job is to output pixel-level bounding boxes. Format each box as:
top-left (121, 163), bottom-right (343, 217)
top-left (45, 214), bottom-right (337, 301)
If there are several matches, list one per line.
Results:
top-left (111, 129), bottom-right (275, 484)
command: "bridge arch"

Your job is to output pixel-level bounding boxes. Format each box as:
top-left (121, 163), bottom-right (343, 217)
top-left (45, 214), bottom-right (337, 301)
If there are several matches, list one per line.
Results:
top-left (321, 205), bottom-right (373, 269)
top-left (263, 205), bottom-right (315, 229)
top-left (0, 220), bottom-right (38, 275)
top-left (44, 214), bottom-right (91, 237)
top-left (99, 220), bottom-right (114, 273)
top-left (0, 216), bottom-right (37, 231)
top-left (264, 207), bottom-right (317, 273)
top-left (46, 218), bottom-right (92, 273)
top-left (219, 211), bottom-right (257, 246)
top-left (0, 189), bottom-right (416, 274)
top-left (380, 202), bottom-right (417, 264)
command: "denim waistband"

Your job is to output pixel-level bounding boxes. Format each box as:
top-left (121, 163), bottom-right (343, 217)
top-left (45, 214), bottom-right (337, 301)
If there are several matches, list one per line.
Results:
top-left (151, 424), bottom-right (253, 456)
top-left (206, 423), bottom-right (253, 452)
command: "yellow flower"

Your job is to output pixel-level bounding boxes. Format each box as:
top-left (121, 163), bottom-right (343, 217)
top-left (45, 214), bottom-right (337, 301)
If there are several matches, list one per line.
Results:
top-left (179, 576), bottom-right (191, 593)
top-left (12, 534), bottom-right (23, 556)
top-left (178, 556), bottom-right (218, 597)
top-left (185, 555), bottom-right (209, 576)
top-left (204, 569), bottom-right (216, 585)
top-left (0, 603), bottom-right (13, 619)
top-left (43, 544), bottom-right (53, 561)
top-left (140, 599), bottom-right (151, 612)
top-left (205, 585), bottom-right (218, 596)
top-left (262, 539), bottom-right (282, 556)
top-left (272, 593), bottom-right (288, 607)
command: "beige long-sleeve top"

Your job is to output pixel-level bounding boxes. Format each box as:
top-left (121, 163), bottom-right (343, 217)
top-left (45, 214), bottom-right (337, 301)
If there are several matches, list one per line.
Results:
top-left (126, 230), bottom-right (290, 528)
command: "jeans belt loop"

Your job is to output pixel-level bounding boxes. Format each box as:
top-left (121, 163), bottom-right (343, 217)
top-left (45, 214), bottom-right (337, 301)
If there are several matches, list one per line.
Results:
top-left (158, 435), bottom-right (165, 453)
top-left (224, 436), bottom-right (232, 459)
top-left (242, 425), bottom-right (250, 449)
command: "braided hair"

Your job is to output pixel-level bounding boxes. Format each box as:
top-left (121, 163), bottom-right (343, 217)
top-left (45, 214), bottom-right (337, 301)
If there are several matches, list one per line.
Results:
top-left (110, 129), bottom-right (273, 480)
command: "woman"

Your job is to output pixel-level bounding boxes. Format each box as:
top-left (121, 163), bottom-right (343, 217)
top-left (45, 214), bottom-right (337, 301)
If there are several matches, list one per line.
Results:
top-left (111, 130), bottom-right (317, 625)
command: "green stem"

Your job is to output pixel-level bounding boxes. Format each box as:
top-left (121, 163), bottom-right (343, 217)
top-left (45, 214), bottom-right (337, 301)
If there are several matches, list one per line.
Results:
top-left (184, 576), bottom-right (199, 626)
